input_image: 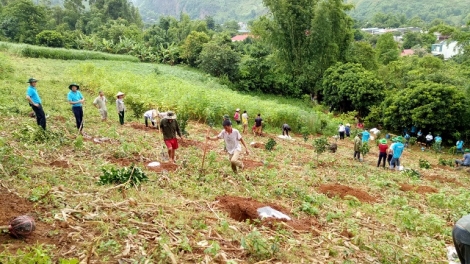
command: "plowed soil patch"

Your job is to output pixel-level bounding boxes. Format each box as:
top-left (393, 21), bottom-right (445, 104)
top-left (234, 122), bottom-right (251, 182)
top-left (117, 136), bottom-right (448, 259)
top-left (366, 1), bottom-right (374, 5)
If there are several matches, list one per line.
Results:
top-left (424, 175), bottom-right (460, 184)
top-left (399, 184), bottom-right (438, 194)
top-left (130, 123), bottom-right (157, 131)
top-left (216, 196), bottom-right (319, 233)
top-left (432, 165), bottom-right (454, 171)
top-left (250, 142), bottom-right (265, 149)
top-left (179, 139), bottom-right (205, 149)
top-left (146, 162), bottom-right (178, 172)
top-left (107, 155), bottom-right (146, 166)
top-left (318, 184), bottom-right (377, 203)
top-left (241, 159), bottom-right (275, 170)
top-left (0, 187), bottom-right (72, 253)
top-left (49, 160), bottom-right (70, 168)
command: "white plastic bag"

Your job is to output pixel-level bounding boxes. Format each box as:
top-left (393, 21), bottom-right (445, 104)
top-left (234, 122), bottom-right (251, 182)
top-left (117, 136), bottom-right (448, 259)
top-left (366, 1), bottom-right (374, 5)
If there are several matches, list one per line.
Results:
top-left (257, 206), bottom-right (291, 221)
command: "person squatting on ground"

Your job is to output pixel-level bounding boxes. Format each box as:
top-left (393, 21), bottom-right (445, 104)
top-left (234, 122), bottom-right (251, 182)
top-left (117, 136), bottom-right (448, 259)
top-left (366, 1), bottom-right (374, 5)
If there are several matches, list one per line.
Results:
top-left (377, 138), bottom-right (388, 168)
top-left (452, 214), bottom-right (470, 264)
top-left (26, 78), bottom-right (46, 130)
top-left (241, 110), bottom-right (248, 134)
top-left (455, 149), bottom-right (470, 167)
top-left (254, 114), bottom-right (263, 136)
top-left (160, 111), bottom-right (183, 164)
top-left (390, 136), bottom-right (405, 170)
top-left (207, 120), bottom-right (249, 173)
top-left (143, 109), bottom-right (157, 127)
top-left (426, 132), bottom-right (433, 148)
top-left (345, 123), bottom-right (351, 137)
top-left (115, 92), bottom-right (125, 125)
top-left (338, 123), bottom-right (345, 140)
top-left (93, 91), bottom-right (107, 121)
top-left (457, 139), bottom-right (465, 154)
top-left (234, 109), bottom-right (241, 125)
top-left (67, 83), bottom-right (85, 132)
top-left (354, 133), bottom-right (362, 161)
top-left (282, 123), bottom-right (291, 137)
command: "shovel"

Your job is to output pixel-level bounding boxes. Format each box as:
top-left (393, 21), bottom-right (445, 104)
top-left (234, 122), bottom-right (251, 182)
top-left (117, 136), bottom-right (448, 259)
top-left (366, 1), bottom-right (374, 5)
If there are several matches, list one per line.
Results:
top-left (158, 119), bottom-right (169, 162)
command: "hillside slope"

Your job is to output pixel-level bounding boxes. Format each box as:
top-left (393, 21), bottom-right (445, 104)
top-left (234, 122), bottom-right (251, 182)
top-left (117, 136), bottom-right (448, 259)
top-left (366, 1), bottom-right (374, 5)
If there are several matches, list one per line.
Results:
top-left (132, 0), bottom-right (470, 25)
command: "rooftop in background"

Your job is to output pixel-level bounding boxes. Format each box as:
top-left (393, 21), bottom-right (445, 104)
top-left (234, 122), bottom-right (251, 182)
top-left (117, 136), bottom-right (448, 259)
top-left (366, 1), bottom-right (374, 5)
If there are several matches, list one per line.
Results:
top-left (401, 49), bottom-right (415, 56)
top-left (231, 34), bottom-right (252, 42)
top-left (361, 27), bottom-right (421, 35)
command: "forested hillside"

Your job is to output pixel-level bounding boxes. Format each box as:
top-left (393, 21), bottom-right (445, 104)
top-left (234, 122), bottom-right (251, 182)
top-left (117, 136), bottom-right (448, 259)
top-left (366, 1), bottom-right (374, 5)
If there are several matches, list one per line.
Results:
top-left (130, 0), bottom-right (470, 25)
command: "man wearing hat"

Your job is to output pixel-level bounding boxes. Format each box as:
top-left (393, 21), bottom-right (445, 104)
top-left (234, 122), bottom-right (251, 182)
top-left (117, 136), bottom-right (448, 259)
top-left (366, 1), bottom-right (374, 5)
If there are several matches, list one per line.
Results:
top-left (390, 136), bottom-right (405, 170)
top-left (377, 138), bottom-right (388, 168)
top-left (67, 83), bottom-right (85, 132)
top-left (115, 92), bottom-right (125, 125)
top-left (160, 111), bottom-right (183, 164)
top-left (234, 109), bottom-right (241, 125)
top-left (207, 119), bottom-right (249, 173)
top-left (25, 78), bottom-right (46, 130)
top-left (455, 149), bottom-right (470, 167)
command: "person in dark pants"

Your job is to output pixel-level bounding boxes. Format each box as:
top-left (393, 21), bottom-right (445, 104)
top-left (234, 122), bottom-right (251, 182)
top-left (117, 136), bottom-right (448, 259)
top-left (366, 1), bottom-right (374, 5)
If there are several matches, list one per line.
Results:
top-left (354, 133), bottom-right (362, 160)
top-left (377, 138), bottom-right (388, 168)
top-left (282, 123), bottom-right (291, 137)
top-left (115, 92), bottom-right (125, 125)
top-left (25, 78), bottom-right (46, 130)
top-left (67, 83), bottom-right (85, 132)
top-left (453, 214), bottom-right (470, 264)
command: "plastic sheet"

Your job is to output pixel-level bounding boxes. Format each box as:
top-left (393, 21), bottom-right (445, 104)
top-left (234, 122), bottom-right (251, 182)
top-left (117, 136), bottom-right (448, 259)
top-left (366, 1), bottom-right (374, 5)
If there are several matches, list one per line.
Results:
top-left (257, 206), bottom-right (291, 221)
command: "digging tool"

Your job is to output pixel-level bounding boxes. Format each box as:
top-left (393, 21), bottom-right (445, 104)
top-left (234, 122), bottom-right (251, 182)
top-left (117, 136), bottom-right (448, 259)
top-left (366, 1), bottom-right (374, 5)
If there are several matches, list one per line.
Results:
top-left (158, 118), bottom-right (169, 162)
top-left (200, 128), bottom-right (210, 172)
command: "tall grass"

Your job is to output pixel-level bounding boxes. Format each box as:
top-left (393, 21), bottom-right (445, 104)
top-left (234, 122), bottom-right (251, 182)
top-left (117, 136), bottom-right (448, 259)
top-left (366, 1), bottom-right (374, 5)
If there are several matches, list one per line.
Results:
top-left (0, 41), bottom-right (139, 62)
top-left (67, 62), bottom-right (334, 134)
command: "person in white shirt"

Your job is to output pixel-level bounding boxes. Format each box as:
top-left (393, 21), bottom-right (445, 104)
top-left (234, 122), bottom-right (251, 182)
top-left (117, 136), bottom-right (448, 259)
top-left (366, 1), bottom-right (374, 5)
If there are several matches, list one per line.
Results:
top-left (143, 109), bottom-right (157, 127)
top-left (207, 120), bottom-right (249, 173)
top-left (338, 123), bottom-right (346, 140)
top-left (425, 132), bottom-right (433, 148)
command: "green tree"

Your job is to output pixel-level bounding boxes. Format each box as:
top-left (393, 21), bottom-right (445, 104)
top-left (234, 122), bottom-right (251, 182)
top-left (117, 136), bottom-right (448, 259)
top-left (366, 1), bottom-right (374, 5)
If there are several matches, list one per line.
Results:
top-left (376, 33), bottom-right (399, 65)
top-left (321, 62), bottom-right (384, 116)
top-left (199, 41), bottom-right (241, 81)
top-left (180, 31), bottom-right (210, 66)
top-left (380, 81), bottom-right (469, 136)
top-left (0, 0), bottom-right (49, 44)
top-left (36, 30), bottom-right (65, 47)
top-left (346, 41), bottom-right (378, 70)
top-left (402, 32), bottom-right (437, 50)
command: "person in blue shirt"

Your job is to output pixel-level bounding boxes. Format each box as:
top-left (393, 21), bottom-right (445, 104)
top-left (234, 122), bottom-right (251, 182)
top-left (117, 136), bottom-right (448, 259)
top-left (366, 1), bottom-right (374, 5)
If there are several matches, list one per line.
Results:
top-left (390, 136), bottom-right (405, 170)
top-left (345, 123), bottom-right (351, 137)
top-left (434, 134), bottom-right (442, 151)
top-left (361, 129), bottom-right (370, 143)
top-left (410, 125), bottom-right (417, 137)
top-left (25, 78), bottom-right (46, 130)
top-left (455, 149), bottom-right (470, 167)
top-left (457, 139), bottom-right (465, 154)
top-left (67, 83), bottom-right (85, 132)
top-left (404, 132), bottom-right (411, 148)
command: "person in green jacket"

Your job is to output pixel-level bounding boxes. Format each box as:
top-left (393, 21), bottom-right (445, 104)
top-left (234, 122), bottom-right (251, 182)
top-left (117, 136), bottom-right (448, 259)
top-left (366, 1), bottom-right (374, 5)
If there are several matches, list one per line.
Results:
top-left (354, 132), bottom-right (363, 161)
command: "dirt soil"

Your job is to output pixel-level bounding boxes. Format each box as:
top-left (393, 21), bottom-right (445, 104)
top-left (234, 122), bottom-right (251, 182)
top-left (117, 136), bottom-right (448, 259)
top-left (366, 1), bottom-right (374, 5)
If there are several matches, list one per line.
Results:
top-left (179, 139), bottom-right (207, 149)
top-left (250, 142), bottom-right (265, 149)
top-left (216, 196), bottom-right (320, 233)
top-left (49, 160), bottom-right (71, 168)
top-left (146, 162), bottom-right (178, 172)
top-left (0, 187), bottom-right (71, 253)
top-left (423, 174), bottom-right (460, 184)
top-left (318, 184), bottom-right (377, 203)
top-left (399, 184), bottom-right (438, 194)
top-left (130, 123), bottom-right (158, 131)
top-left (241, 159), bottom-right (276, 170)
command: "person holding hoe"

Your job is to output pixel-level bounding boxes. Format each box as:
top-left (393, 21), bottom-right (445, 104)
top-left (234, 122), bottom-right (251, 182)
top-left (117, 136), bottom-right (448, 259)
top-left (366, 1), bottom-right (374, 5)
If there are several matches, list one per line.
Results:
top-left (26, 78), bottom-right (46, 130)
top-left (207, 119), bottom-right (249, 173)
top-left (160, 111), bottom-right (183, 164)
top-left (67, 83), bottom-right (85, 133)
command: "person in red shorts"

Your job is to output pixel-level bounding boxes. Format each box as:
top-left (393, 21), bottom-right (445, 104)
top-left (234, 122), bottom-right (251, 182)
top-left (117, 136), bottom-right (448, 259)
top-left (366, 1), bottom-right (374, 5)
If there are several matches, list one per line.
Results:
top-left (377, 138), bottom-right (388, 168)
top-left (160, 111), bottom-right (183, 163)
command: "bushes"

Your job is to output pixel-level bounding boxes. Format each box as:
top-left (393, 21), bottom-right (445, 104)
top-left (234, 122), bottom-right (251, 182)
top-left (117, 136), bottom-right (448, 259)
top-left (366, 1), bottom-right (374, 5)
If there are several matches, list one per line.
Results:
top-left (0, 41), bottom-right (139, 62)
top-left (36, 30), bottom-right (65, 48)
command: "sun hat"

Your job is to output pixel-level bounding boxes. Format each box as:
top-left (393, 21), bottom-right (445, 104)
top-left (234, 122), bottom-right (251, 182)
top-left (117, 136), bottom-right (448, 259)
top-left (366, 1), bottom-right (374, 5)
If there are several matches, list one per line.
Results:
top-left (346, 123), bottom-right (350, 127)
top-left (380, 138), bottom-right (387, 144)
top-left (68, 83), bottom-right (80, 90)
top-left (223, 114), bottom-right (230, 119)
top-left (27, 78), bottom-right (38, 83)
top-left (391, 137), bottom-right (397, 142)
top-left (116, 91), bottom-right (125, 98)
top-left (465, 149), bottom-right (470, 153)
top-left (236, 108), bottom-right (240, 112)
top-left (396, 136), bottom-right (404, 143)
top-left (166, 111), bottom-right (177, 120)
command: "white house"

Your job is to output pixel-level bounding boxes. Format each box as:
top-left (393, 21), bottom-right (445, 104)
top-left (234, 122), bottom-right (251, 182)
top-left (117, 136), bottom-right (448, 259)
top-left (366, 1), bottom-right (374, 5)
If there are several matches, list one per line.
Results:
top-left (431, 41), bottom-right (461, 59)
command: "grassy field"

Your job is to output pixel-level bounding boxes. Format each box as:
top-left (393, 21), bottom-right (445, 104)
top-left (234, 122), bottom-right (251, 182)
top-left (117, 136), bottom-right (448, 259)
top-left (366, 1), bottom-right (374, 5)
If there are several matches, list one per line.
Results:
top-left (0, 50), bottom-right (467, 263)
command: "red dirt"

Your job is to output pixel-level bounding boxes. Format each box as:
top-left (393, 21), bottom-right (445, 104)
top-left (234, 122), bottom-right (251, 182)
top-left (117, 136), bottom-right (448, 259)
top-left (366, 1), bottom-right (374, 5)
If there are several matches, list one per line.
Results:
top-left (179, 139), bottom-right (206, 149)
top-left (130, 123), bottom-right (157, 131)
top-left (399, 184), bottom-right (438, 194)
top-left (250, 142), bottom-right (265, 149)
top-left (216, 196), bottom-right (320, 233)
top-left (49, 160), bottom-right (70, 168)
top-left (52, 116), bottom-right (66, 122)
top-left (241, 159), bottom-right (275, 170)
top-left (424, 174), bottom-right (460, 184)
top-left (146, 162), bottom-right (178, 172)
top-left (107, 154), bottom-right (147, 167)
top-left (0, 187), bottom-right (71, 253)
top-left (318, 184), bottom-right (377, 203)
top-left (432, 165), bottom-right (454, 171)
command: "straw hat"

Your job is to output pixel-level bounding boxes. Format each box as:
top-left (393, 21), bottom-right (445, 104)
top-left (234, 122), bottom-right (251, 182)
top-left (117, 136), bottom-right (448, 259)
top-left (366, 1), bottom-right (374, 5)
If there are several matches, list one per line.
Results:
top-left (166, 111), bottom-right (177, 120)
top-left (116, 92), bottom-right (125, 98)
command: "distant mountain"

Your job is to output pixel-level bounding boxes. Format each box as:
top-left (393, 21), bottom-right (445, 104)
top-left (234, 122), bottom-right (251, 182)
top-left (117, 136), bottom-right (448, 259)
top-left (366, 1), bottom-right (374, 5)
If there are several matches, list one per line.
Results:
top-left (131, 0), bottom-right (470, 25)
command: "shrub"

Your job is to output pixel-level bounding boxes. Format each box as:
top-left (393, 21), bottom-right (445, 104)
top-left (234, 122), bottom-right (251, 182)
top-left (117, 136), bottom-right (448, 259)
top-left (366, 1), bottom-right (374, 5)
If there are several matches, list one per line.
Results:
top-left (98, 165), bottom-right (148, 188)
top-left (419, 159), bottom-right (431, 169)
top-left (36, 30), bottom-right (65, 48)
top-left (126, 97), bottom-right (147, 119)
top-left (408, 137), bottom-right (417, 146)
top-left (265, 138), bottom-right (277, 151)
top-left (313, 137), bottom-right (329, 163)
